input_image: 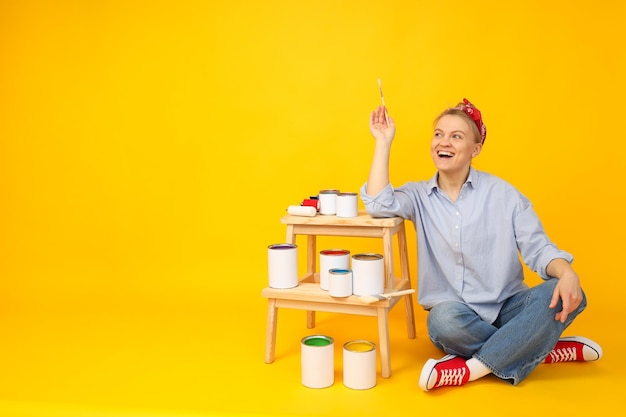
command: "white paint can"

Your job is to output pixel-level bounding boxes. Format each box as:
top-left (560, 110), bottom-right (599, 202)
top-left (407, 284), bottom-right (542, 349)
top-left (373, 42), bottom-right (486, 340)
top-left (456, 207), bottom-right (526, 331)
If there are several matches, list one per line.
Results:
top-left (318, 189), bottom-right (339, 215)
top-left (319, 249), bottom-right (350, 291)
top-left (336, 192), bottom-right (358, 218)
top-left (343, 340), bottom-right (377, 390)
top-left (328, 268), bottom-right (352, 298)
top-left (351, 253), bottom-right (384, 296)
top-left (301, 335), bottom-right (334, 388)
top-left (267, 243), bottom-right (298, 289)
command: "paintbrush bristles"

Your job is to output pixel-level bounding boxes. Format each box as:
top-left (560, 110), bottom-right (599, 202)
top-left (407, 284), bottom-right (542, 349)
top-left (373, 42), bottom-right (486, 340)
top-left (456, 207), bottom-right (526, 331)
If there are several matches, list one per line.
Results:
top-left (359, 294), bottom-right (385, 304)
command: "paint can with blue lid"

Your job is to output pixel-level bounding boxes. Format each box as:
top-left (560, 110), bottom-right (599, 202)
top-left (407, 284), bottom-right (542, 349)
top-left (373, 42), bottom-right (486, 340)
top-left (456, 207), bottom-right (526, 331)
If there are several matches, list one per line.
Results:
top-left (328, 268), bottom-right (352, 297)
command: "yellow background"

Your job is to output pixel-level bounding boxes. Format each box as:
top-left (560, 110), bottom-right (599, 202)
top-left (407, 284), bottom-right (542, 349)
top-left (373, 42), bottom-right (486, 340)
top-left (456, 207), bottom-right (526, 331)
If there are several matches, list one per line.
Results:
top-left (1, 1), bottom-right (624, 416)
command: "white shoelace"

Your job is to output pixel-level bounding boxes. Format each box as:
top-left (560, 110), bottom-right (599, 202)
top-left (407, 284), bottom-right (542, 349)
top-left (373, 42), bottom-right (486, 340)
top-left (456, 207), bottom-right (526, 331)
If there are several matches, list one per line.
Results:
top-left (548, 346), bottom-right (578, 363)
top-left (436, 367), bottom-right (467, 387)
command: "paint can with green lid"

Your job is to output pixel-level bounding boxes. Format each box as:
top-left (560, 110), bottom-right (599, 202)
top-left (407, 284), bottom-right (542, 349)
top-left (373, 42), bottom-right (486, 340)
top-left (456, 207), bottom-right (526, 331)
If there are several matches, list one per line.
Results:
top-left (301, 335), bottom-right (334, 388)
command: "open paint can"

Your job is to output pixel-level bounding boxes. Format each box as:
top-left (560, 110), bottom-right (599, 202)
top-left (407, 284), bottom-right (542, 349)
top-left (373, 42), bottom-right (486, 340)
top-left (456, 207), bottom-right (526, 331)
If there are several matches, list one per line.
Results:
top-left (336, 192), bottom-right (358, 218)
top-left (319, 249), bottom-right (350, 291)
top-left (318, 189), bottom-right (339, 215)
top-left (343, 340), bottom-right (377, 389)
top-left (328, 268), bottom-right (352, 297)
top-left (351, 253), bottom-right (384, 296)
top-left (267, 243), bottom-right (298, 289)
top-left (301, 335), bottom-right (334, 388)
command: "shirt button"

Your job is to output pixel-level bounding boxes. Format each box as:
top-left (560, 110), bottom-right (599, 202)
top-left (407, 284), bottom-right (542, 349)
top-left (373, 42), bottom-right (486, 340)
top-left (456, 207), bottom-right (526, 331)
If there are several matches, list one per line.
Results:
top-left (456, 211), bottom-right (460, 216)
top-left (455, 225), bottom-right (459, 229)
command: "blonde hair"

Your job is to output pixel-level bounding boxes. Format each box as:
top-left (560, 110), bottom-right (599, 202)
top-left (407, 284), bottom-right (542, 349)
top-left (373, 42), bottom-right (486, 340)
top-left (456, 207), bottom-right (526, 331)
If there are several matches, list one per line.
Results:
top-left (433, 103), bottom-right (482, 144)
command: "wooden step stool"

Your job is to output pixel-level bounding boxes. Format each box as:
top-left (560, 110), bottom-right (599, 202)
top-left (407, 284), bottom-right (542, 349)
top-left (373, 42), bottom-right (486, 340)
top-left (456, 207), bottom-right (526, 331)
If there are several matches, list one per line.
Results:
top-left (261, 211), bottom-right (416, 378)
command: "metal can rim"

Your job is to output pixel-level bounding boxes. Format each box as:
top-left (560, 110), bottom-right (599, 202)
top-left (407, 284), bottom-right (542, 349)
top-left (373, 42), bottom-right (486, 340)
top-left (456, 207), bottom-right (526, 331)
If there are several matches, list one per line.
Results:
top-left (301, 335), bottom-right (334, 346)
top-left (328, 268), bottom-right (352, 275)
top-left (320, 249), bottom-right (351, 256)
top-left (352, 253), bottom-right (383, 261)
top-left (343, 339), bottom-right (376, 352)
top-left (268, 243), bottom-right (298, 250)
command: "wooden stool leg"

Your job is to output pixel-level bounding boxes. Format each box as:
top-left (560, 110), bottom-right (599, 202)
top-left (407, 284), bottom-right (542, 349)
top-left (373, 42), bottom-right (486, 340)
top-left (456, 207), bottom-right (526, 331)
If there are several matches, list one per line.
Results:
top-left (397, 223), bottom-right (416, 339)
top-left (377, 307), bottom-right (391, 378)
top-left (382, 229), bottom-right (395, 289)
top-left (265, 298), bottom-right (278, 363)
top-left (404, 295), bottom-right (416, 339)
top-left (306, 234), bottom-right (317, 328)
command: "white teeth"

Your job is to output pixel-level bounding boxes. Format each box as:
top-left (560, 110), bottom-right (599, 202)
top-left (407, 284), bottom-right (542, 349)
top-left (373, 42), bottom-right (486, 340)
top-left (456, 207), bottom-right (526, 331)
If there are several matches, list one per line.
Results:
top-left (438, 151), bottom-right (453, 157)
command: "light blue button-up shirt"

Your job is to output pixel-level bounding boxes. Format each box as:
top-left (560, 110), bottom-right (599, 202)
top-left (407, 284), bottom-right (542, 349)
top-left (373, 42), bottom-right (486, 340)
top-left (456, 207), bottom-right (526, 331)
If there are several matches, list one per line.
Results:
top-left (360, 168), bottom-right (573, 323)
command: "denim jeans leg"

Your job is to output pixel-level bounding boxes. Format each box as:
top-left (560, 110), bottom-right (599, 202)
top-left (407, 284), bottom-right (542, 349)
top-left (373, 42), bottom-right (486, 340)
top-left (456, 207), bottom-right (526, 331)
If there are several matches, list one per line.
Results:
top-left (427, 301), bottom-right (498, 357)
top-left (474, 278), bottom-right (587, 385)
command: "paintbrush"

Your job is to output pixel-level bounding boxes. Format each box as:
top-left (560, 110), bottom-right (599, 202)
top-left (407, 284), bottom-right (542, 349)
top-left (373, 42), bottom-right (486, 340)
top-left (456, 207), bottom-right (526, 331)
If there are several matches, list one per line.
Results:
top-left (358, 288), bottom-right (415, 304)
top-left (377, 78), bottom-right (390, 126)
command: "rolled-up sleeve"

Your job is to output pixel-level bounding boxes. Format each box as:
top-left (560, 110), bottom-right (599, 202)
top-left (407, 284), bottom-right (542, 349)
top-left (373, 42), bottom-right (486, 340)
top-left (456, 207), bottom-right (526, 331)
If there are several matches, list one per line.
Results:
top-left (513, 198), bottom-right (574, 279)
top-left (360, 183), bottom-right (414, 219)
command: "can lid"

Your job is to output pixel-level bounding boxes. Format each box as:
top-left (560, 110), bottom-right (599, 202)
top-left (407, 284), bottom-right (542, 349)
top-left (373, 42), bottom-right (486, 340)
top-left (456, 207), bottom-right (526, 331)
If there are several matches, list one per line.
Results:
top-left (301, 335), bottom-right (334, 346)
top-left (320, 249), bottom-right (350, 256)
top-left (337, 192), bottom-right (357, 197)
top-left (352, 253), bottom-right (383, 261)
top-left (344, 340), bottom-right (376, 352)
top-left (319, 189), bottom-right (340, 194)
top-left (268, 243), bottom-right (297, 250)
top-left (329, 268), bottom-right (351, 275)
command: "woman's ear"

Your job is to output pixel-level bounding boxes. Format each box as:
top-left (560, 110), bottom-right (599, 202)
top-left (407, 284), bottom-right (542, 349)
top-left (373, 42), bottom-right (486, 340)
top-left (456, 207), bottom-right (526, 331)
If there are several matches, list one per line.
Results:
top-left (472, 143), bottom-right (483, 158)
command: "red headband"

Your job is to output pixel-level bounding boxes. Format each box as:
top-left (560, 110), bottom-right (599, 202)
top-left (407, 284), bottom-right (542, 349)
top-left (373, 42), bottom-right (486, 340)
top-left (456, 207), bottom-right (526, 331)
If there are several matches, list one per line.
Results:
top-left (462, 98), bottom-right (486, 144)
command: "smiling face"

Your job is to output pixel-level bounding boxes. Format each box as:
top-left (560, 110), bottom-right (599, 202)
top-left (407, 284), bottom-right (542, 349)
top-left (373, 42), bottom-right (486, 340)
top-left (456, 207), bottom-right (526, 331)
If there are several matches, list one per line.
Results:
top-left (430, 114), bottom-right (483, 176)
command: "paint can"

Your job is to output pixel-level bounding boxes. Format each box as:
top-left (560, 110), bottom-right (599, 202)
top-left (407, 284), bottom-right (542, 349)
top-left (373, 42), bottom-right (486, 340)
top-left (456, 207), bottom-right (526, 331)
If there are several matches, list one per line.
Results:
top-left (351, 253), bottom-right (384, 296)
top-left (328, 268), bottom-right (352, 298)
top-left (301, 335), bottom-right (334, 388)
top-left (343, 340), bottom-right (377, 390)
top-left (318, 189), bottom-right (339, 215)
top-left (319, 249), bottom-right (350, 291)
top-left (267, 243), bottom-right (298, 289)
top-left (336, 192), bottom-right (358, 218)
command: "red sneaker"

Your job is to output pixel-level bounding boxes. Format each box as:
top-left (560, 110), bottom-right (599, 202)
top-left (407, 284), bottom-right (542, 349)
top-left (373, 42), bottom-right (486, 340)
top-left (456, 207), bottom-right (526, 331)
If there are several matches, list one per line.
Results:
top-left (419, 354), bottom-right (470, 391)
top-left (544, 336), bottom-right (603, 364)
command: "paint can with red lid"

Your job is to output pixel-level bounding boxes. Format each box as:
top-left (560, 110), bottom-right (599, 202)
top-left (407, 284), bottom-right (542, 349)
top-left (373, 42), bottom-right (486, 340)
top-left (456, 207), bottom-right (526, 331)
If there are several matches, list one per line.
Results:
top-left (319, 249), bottom-right (350, 291)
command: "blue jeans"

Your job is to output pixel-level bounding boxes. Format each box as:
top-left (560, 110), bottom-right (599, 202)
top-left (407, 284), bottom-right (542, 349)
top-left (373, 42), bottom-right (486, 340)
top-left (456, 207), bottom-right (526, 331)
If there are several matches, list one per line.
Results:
top-left (426, 278), bottom-right (587, 385)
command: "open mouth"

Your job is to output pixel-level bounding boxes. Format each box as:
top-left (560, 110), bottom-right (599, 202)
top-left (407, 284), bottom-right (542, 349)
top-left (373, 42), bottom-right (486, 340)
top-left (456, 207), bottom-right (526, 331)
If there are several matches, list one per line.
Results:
top-left (437, 151), bottom-right (454, 158)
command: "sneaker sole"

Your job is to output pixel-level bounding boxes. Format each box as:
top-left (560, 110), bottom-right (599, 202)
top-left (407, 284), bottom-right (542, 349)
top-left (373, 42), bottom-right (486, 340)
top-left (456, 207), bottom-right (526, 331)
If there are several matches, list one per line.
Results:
top-left (559, 336), bottom-right (603, 361)
top-left (418, 354), bottom-right (457, 391)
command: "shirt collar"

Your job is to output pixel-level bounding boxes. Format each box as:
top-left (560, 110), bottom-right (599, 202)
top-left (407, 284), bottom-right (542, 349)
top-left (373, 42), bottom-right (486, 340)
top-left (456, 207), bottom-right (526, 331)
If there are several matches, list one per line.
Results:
top-left (427, 167), bottom-right (479, 195)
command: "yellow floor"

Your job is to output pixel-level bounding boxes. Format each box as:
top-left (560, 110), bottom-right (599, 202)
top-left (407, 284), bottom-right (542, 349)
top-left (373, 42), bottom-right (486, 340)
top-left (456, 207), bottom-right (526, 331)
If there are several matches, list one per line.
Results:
top-left (0, 266), bottom-right (622, 417)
